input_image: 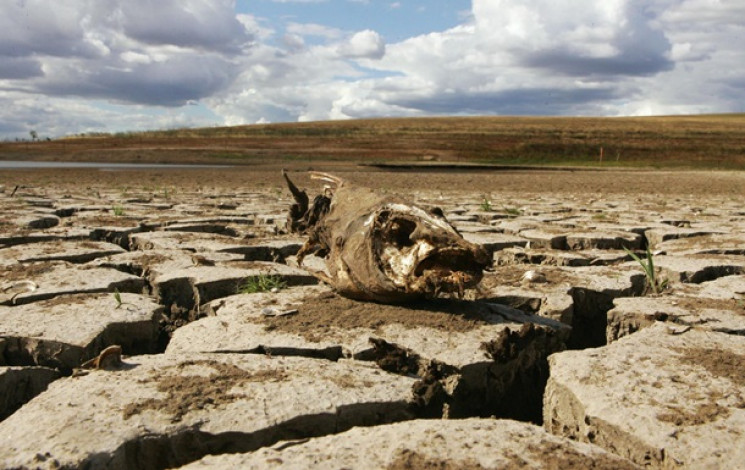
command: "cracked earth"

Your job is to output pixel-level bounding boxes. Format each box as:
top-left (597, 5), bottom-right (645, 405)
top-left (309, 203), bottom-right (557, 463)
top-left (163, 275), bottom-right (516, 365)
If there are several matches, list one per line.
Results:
top-left (1, 166), bottom-right (744, 469)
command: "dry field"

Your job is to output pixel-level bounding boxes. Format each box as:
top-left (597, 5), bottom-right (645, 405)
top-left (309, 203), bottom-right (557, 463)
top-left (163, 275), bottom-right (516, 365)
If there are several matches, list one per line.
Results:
top-left (2, 114), bottom-right (745, 168)
top-left (1, 163), bottom-right (744, 199)
top-left (1, 116), bottom-right (744, 469)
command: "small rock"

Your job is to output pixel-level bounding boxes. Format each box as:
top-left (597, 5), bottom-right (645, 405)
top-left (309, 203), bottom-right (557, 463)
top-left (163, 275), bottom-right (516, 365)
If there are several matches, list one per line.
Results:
top-left (522, 270), bottom-right (547, 284)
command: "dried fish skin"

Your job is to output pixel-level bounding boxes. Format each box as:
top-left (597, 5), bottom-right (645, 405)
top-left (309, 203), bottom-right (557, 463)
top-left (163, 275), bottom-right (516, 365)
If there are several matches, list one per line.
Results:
top-left (285, 171), bottom-right (490, 303)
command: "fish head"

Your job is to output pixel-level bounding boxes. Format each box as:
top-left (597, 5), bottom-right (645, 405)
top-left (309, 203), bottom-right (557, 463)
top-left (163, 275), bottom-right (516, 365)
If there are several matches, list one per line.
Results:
top-left (370, 203), bottom-right (491, 298)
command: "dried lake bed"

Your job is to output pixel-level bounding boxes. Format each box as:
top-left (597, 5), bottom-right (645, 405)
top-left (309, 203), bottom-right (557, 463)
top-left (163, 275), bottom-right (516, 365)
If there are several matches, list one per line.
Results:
top-left (1, 165), bottom-right (744, 469)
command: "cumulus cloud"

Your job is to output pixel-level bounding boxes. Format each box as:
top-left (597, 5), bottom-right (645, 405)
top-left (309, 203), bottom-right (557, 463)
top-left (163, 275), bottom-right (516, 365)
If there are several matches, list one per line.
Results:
top-left (287, 22), bottom-right (344, 40)
top-left (0, 1), bottom-right (101, 59)
top-left (0, 58), bottom-right (43, 79)
top-left (0, 90), bottom-right (219, 139)
top-left (195, 0), bottom-right (745, 129)
top-left (337, 30), bottom-right (385, 59)
top-left (472, 0), bottom-right (673, 71)
top-left (623, 0), bottom-right (745, 115)
top-left (510, 1), bottom-right (674, 77)
top-left (354, 0), bottom-right (740, 116)
top-left (1, 0), bottom-right (744, 139)
top-left (0, 0), bottom-right (253, 110)
top-left (114, 0), bottom-right (251, 52)
top-left (37, 54), bottom-right (239, 106)
top-left (210, 0), bottom-right (688, 125)
top-left (367, 0), bottom-right (674, 113)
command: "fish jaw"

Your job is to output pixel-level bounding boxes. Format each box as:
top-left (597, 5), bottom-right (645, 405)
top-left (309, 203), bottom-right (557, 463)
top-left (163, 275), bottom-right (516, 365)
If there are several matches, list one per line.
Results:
top-left (371, 204), bottom-right (490, 298)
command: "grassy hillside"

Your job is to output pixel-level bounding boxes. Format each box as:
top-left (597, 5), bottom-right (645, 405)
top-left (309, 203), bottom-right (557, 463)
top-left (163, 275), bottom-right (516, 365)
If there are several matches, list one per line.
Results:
top-left (2, 114), bottom-right (744, 168)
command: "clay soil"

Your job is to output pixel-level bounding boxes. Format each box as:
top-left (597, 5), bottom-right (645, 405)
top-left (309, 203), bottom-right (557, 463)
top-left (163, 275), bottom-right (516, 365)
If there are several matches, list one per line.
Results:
top-left (2, 163), bottom-right (744, 197)
top-left (656, 347), bottom-right (745, 427)
top-left (387, 443), bottom-right (640, 470)
top-left (262, 293), bottom-right (500, 342)
top-left (122, 360), bottom-right (288, 423)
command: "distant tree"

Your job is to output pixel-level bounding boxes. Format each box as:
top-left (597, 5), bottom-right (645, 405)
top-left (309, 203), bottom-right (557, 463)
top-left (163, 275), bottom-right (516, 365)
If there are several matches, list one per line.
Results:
top-left (29, 130), bottom-right (38, 141)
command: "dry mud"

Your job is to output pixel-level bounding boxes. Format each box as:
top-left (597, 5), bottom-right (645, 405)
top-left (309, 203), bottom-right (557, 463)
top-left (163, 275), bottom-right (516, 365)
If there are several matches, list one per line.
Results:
top-left (0, 166), bottom-right (744, 469)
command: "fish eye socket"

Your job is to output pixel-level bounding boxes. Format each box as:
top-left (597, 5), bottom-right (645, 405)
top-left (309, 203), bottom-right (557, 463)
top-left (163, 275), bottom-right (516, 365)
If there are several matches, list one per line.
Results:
top-left (388, 218), bottom-right (417, 248)
top-left (429, 207), bottom-right (445, 219)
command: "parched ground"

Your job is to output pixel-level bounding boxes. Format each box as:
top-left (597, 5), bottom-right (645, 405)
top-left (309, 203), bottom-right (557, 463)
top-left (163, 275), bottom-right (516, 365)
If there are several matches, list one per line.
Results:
top-left (1, 163), bottom-right (744, 470)
top-left (3, 163), bottom-right (745, 195)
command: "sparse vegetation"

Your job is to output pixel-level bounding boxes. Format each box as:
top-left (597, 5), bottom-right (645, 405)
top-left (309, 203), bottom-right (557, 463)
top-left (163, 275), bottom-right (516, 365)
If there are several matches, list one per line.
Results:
top-left (2, 115), bottom-right (744, 168)
top-left (112, 205), bottom-right (125, 216)
top-left (592, 212), bottom-right (608, 221)
top-left (624, 247), bottom-right (669, 294)
top-left (238, 274), bottom-right (287, 294)
top-left (480, 196), bottom-right (493, 211)
top-left (503, 207), bottom-right (522, 217)
top-left (113, 289), bottom-right (123, 308)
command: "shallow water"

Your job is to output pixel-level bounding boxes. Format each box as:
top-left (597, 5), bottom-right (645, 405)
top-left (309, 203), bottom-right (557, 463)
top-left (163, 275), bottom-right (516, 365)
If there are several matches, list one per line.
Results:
top-left (0, 160), bottom-right (232, 170)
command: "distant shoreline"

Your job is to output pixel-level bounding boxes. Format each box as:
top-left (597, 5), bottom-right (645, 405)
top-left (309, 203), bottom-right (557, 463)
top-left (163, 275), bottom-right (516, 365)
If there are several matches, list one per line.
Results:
top-left (0, 160), bottom-right (234, 170)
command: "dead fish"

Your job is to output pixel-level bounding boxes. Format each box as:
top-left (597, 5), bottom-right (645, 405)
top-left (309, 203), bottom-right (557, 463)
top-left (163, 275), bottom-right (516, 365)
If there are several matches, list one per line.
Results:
top-left (283, 171), bottom-right (490, 303)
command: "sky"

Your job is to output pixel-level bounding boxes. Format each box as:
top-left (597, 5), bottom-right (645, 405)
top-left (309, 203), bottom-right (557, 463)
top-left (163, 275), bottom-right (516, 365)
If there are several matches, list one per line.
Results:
top-left (0, 0), bottom-right (743, 140)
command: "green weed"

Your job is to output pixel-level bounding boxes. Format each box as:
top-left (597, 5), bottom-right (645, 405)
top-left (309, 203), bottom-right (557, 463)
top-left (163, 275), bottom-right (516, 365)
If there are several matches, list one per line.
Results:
top-left (624, 247), bottom-right (668, 294)
top-left (238, 274), bottom-right (287, 294)
top-left (503, 207), bottom-right (522, 217)
top-left (480, 196), bottom-right (493, 211)
top-left (112, 205), bottom-right (125, 216)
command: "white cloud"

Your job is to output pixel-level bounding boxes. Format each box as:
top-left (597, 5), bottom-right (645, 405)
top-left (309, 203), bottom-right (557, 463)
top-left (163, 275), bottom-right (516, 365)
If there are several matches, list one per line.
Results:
top-left (0, 91), bottom-right (217, 138)
top-left (236, 14), bottom-right (274, 41)
top-left (658, 0), bottom-right (745, 26)
top-left (0, 1), bottom-right (100, 59)
top-left (347, 0), bottom-right (742, 116)
top-left (0, 0), bottom-right (253, 109)
top-left (113, 0), bottom-right (251, 52)
top-left (337, 30), bottom-right (385, 59)
top-left (210, 0), bottom-right (684, 126)
top-left (281, 33), bottom-right (306, 51)
top-left (1, 0), bottom-right (744, 139)
top-left (286, 22), bottom-right (344, 40)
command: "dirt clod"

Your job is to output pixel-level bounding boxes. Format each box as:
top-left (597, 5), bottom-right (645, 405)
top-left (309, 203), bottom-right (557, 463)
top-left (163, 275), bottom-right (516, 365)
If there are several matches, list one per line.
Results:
top-left (370, 338), bottom-right (421, 376)
top-left (481, 323), bottom-right (545, 364)
top-left (387, 449), bottom-right (487, 470)
top-left (2, 263), bottom-right (54, 282)
top-left (676, 347), bottom-right (745, 387)
top-left (122, 360), bottom-right (288, 422)
top-left (261, 294), bottom-right (499, 342)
